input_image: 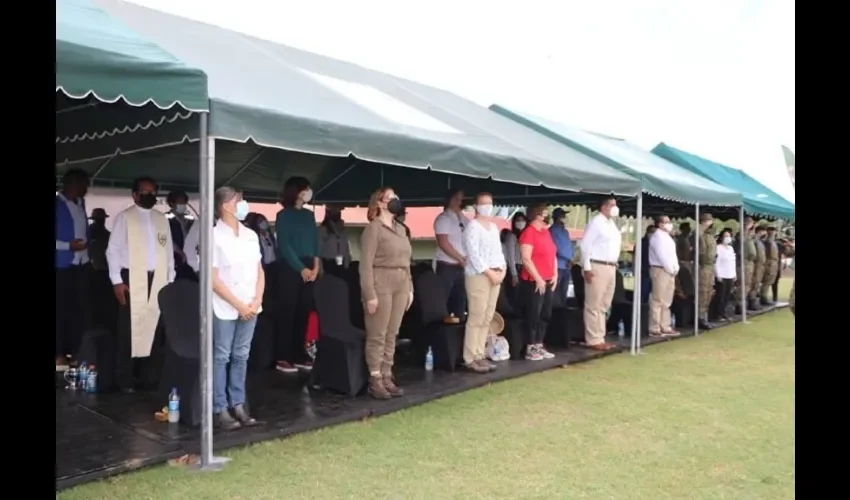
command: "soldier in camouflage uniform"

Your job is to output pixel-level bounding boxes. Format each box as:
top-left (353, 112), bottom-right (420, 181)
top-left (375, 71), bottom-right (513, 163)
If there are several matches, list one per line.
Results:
top-left (734, 217), bottom-right (757, 312)
top-left (674, 222), bottom-right (693, 300)
top-left (760, 226), bottom-right (780, 306)
top-left (749, 225), bottom-right (767, 310)
top-left (697, 213), bottom-right (717, 329)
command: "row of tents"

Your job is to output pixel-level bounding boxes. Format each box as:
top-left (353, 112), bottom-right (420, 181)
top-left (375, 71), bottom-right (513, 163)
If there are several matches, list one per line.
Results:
top-left (56, 0), bottom-right (795, 221)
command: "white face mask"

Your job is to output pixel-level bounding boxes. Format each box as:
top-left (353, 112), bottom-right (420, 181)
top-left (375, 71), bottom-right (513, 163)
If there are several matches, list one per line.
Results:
top-left (301, 189), bottom-right (313, 203)
top-left (174, 204), bottom-right (188, 215)
top-left (609, 206), bottom-right (620, 218)
top-left (663, 222), bottom-right (673, 232)
top-left (723, 236), bottom-right (732, 245)
top-left (476, 204), bottom-right (494, 217)
top-left (515, 221), bottom-right (526, 230)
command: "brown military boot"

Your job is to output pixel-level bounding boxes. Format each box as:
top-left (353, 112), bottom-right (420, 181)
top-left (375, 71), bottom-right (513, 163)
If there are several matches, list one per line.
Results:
top-left (368, 376), bottom-right (392, 400)
top-left (382, 375), bottom-right (404, 397)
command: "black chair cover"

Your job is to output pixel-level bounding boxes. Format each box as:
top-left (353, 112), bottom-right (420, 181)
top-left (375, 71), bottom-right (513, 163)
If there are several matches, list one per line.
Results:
top-left (157, 281), bottom-right (201, 426)
top-left (312, 275), bottom-right (367, 396)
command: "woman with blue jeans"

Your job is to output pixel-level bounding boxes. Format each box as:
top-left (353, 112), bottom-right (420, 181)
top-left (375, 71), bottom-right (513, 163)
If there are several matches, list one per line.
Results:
top-left (211, 186), bottom-right (265, 430)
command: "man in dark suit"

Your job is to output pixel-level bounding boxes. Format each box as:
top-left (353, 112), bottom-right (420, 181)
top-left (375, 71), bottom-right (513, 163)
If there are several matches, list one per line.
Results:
top-left (166, 190), bottom-right (196, 280)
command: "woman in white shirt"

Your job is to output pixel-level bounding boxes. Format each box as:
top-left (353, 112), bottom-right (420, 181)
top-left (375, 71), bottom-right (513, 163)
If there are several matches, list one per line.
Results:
top-left (211, 186), bottom-right (264, 430)
top-left (462, 193), bottom-right (507, 373)
top-left (711, 228), bottom-right (737, 322)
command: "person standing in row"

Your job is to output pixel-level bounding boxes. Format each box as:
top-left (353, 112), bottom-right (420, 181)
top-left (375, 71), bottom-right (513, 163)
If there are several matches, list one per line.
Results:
top-left (711, 228), bottom-right (737, 321)
top-left (639, 224), bottom-right (656, 303)
top-left (737, 217), bottom-right (757, 312)
top-left (88, 208), bottom-right (115, 336)
top-left (461, 193), bottom-right (506, 373)
top-left (434, 188), bottom-right (468, 318)
top-left (503, 212), bottom-right (527, 286)
top-left (675, 222), bottom-right (693, 299)
top-left (166, 190), bottom-right (196, 281)
top-left (274, 177), bottom-right (319, 374)
top-left (579, 197), bottom-right (621, 351)
top-left (647, 215), bottom-right (680, 337)
top-left (317, 205), bottom-right (351, 278)
top-left (55, 169), bottom-right (91, 371)
top-left (760, 226), bottom-right (780, 306)
top-left (106, 177), bottom-right (175, 393)
top-left (696, 213), bottom-right (717, 330)
top-left (519, 203), bottom-right (557, 360)
top-left (549, 207), bottom-right (574, 302)
top-left (749, 225), bottom-right (767, 310)
top-left (210, 187), bottom-right (263, 429)
top-left (359, 187), bottom-right (413, 399)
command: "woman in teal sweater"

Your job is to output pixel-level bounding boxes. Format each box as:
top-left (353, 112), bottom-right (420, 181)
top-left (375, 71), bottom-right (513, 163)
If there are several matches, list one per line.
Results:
top-left (274, 176), bottom-right (320, 373)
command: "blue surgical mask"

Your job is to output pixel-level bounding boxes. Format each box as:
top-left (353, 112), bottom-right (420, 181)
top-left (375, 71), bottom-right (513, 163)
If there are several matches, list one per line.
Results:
top-left (258, 221), bottom-right (269, 231)
top-left (235, 200), bottom-right (249, 221)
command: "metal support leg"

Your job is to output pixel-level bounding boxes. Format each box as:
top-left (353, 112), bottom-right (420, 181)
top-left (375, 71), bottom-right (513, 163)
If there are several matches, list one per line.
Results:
top-left (694, 204), bottom-right (700, 336)
top-left (193, 113), bottom-right (229, 471)
top-left (631, 194), bottom-right (643, 355)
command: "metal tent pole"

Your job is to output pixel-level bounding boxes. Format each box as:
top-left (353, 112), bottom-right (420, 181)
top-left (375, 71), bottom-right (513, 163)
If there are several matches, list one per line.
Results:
top-left (739, 206), bottom-right (748, 323)
top-left (194, 113), bottom-right (227, 471)
top-left (630, 194), bottom-right (643, 355)
top-left (693, 204), bottom-right (700, 337)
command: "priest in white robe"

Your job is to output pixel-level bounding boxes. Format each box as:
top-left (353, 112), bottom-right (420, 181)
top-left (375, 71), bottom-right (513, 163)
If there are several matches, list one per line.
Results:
top-left (106, 177), bottom-right (175, 393)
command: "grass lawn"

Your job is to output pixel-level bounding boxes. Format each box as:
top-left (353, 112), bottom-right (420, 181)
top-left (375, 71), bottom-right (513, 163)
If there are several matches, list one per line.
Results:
top-left (61, 280), bottom-right (795, 500)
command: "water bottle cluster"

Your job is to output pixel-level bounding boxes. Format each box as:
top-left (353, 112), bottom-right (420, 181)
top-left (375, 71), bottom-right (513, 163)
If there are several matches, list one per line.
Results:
top-left (66, 361), bottom-right (98, 393)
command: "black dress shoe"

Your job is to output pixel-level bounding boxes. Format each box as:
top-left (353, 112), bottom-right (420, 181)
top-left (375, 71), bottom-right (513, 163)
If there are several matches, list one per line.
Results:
top-left (232, 404), bottom-right (258, 426)
top-left (215, 411), bottom-right (242, 430)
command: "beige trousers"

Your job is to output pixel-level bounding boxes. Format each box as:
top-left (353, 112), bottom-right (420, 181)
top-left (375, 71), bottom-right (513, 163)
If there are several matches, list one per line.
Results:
top-left (463, 273), bottom-right (500, 365)
top-left (649, 267), bottom-right (676, 333)
top-left (363, 268), bottom-right (410, 376)
top-left (584, 264), bottom-right (616, 346)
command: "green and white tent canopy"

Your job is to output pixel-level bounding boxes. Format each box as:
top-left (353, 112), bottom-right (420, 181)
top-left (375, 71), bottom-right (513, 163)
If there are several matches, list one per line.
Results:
top-left (57, 0), bottom-right (643, 203)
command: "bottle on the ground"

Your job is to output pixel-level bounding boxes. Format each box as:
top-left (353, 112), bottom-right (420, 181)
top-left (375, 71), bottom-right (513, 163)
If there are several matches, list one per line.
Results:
top-left (85, 365), bottom-right (97, 393)
top-left (168, 388), bottom-right (180, 423)
top-left (425, 347), bottom-right (434, 371)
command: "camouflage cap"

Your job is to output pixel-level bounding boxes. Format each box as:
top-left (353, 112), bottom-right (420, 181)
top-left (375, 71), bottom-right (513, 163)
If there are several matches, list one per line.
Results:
top-left (699, 213), bottom-right (713, 222)
top-left (755, 224), bottom-right (768, 231)
top-left (766, 226), bottom-right (776, 231)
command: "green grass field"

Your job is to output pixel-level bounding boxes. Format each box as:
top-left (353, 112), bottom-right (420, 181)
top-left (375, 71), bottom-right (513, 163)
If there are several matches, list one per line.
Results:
top-left (61, 279), bottom-right (795, 500)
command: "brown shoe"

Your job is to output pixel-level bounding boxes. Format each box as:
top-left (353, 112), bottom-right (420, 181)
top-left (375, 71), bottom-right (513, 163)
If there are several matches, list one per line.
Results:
top-left (368, 376), bottom-right (392, 400)
top-left (476, 359), bottom-right (497, 372)
top-left (465, 361), bottom-right (490, 374)
top-left (382, 375), bottom-right (404, 397)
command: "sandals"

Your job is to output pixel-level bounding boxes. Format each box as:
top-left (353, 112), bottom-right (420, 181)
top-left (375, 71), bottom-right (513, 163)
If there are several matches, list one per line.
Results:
top-left (588, 342), bottom-right (617, 351)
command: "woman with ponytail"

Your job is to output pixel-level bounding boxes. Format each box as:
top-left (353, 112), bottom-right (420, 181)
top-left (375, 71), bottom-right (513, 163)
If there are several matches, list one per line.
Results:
top-left (210, 186), bottom-right (263, 430)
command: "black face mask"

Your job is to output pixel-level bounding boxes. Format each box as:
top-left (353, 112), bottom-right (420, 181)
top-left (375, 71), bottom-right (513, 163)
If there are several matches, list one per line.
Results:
top-left (387, 198), bottom-right (403, 215)
top-left (137, 193), bottom-right (157, 209)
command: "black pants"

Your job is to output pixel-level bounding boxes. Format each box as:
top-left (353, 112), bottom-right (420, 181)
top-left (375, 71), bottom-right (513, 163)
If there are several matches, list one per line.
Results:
top-left (321, 258), bottom-right (347, 280)
top-left (520, 279), bottom-right (553, 345)
top-left (275, 259), bottom-right (315, 364)
top-left (435, 261), bottom-right (466, 317)
top-left (88, 268), bottom-right (117, 332)
top-left (55, 265), bottom-right (89, 358)
top-left (710, 278), bottom-right (734, 320)
top-left (114, 269), bottom-right (165, 390)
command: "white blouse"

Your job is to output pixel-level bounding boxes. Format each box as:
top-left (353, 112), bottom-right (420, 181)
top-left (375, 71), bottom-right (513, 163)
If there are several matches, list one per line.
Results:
top-left (463, 219), bottom-right (506, 277)
top-left (503, 232), bottom-right (521, 276)
top-left (714, 244), bottom-right (737, 280)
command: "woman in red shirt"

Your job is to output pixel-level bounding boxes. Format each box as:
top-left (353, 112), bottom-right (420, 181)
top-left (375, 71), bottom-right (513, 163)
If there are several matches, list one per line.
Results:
top-left (518, 203), bottom-right (558, 361)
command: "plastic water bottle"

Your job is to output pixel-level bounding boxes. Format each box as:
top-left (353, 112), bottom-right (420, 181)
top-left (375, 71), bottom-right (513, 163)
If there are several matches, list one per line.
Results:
top-left (78, 362), bottom-right (89, 390)
top-left (168, 388), bottom-right (180, 423)
top-left (85, 365), bottom-right (98, 393)
top-left (618, 320), bottom-right (625, 337)
top-left (492, 340), bottom-right (501, 361)
top-left (425, 347), bottom-right (434, 371)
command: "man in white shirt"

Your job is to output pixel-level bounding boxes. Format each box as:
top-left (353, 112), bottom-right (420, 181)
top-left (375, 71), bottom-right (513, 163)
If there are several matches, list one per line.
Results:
top-left (55, 169), bottom-right (91, 370)
top-left (579, 196), bottom-right (622, 351)
top-left (434, 189), bottom-right (468, 317)
top-left (106, 177), bottom-right (175, 393)
top-left (648, 215), bottom-right (680, 337)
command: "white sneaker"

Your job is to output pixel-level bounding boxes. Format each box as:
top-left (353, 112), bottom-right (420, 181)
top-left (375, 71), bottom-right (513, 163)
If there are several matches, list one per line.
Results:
top-left (538, 346), bottom-right (555, 359)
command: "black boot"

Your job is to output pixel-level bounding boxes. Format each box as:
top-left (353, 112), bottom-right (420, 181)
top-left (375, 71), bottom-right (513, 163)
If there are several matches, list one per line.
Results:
top-left (747, 298), bottom-right (761, 311)
top-left (215, 410), bottom-right (241, 430)
top-left (232, 404), bottom-right (258, 426)
top-left (698, 314), bottom-right (713, 331)
top-left (760, 297), bottom-right (774, 307)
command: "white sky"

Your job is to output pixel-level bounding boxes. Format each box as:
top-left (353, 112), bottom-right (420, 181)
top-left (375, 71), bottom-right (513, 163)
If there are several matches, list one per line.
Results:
top-left (128, 0), bottom-right (795, 203)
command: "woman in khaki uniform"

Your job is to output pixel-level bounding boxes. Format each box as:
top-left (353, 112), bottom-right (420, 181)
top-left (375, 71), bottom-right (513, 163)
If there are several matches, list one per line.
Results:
top-left (359, 187), bottom-right (414, 399)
